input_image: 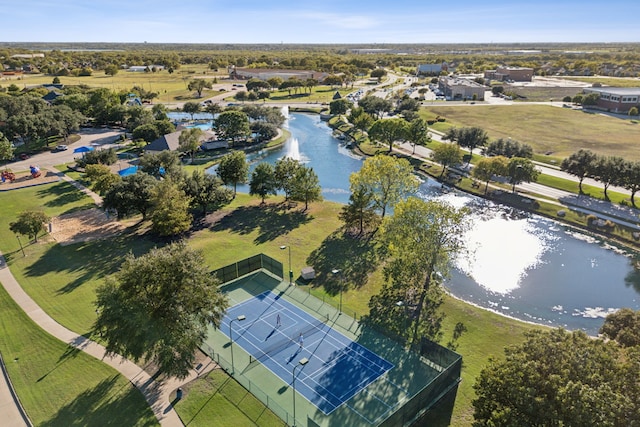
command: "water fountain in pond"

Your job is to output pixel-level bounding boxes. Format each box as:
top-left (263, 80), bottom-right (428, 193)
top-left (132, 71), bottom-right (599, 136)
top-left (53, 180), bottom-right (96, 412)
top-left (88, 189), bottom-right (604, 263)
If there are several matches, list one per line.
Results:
top-left (285, 137), bottom-right (302, 161)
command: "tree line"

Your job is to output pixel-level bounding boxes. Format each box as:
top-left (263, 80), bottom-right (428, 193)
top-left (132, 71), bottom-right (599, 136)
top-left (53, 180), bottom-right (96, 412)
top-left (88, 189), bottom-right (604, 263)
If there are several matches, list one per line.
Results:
top-left (561, 149), bottom-right (640, 205)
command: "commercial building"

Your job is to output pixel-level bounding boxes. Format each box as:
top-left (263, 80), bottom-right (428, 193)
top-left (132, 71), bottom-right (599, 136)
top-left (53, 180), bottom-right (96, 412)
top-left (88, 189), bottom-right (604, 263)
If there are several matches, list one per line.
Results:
top-left (582, 87), bottom-right (640, 113)
top-left (416, 62), bottom-right (448, 76)
top-left (484, 66), bottom-right (533, 82)
top-left (438, 77), bottom-right (485, 101)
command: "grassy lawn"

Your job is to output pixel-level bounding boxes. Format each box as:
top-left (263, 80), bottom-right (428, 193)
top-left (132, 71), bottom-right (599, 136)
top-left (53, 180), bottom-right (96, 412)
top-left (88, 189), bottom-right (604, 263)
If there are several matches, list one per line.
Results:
top-left (175, 369), bottom-right (285, 427)
top-left (13, 64), bottom-right (223, 102)
top-left (558, 76), bottom-right (640, 87)
top-left (420, 104), bottom-right (640, 160)
top-left (2, 181), bottom-right (541, 426)
top-left (0, 284), bottom-right (157, 426)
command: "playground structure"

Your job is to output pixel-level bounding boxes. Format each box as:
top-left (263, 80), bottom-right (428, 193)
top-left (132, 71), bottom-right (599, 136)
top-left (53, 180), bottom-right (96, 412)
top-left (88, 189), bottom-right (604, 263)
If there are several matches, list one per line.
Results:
top-left (125, 93), bottom-right (142, 106)
top-left (29, 165), bottom-right (41, 178)
top-left (1, 170), bottom-right (16, 183)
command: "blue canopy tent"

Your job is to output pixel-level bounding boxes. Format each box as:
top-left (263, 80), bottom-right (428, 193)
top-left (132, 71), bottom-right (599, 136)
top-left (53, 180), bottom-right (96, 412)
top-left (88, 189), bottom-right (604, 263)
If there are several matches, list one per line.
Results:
top-left (73, 146), bottom-right (94, 154)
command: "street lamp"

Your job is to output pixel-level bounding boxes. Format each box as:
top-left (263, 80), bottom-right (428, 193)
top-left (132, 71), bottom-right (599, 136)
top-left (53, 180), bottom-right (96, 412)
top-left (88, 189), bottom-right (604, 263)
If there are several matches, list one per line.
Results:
top-left (229, 314), bottom-right (246, 374)
top-left (292, 357), bottom-right (309, 426)
top-left (332, 268), bottom-right (343, 314)
top-left (280, 245), bottom-right (293, 286)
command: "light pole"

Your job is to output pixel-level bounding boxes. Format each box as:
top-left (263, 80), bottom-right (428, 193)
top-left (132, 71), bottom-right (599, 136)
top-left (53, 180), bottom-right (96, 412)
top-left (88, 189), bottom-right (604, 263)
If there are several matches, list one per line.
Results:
top-left (280, 245), bottom-right (293, 286)
top-left (332, 268), bottom-right (343, 314)
top-left (15, 234), bottom-right (25, 257)
top-left (229, 314), bottom-right (246, 374)
top-left (292, 357), bottom-right (309, 426)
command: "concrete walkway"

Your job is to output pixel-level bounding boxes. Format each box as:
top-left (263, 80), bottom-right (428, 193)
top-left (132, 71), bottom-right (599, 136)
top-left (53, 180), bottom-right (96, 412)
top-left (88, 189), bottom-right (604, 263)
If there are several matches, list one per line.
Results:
top-left (0, 173), bottom-right (215, 426)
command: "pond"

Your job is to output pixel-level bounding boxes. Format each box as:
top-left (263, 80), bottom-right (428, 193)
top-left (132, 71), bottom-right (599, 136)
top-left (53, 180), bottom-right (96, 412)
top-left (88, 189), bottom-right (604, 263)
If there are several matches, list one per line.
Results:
top-left (204, 111), bottom-right (640, 335)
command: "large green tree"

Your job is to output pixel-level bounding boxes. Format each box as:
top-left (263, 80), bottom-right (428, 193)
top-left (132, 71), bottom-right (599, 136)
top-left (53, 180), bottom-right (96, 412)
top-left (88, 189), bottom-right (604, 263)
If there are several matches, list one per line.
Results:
top-left (472, 156), bottom-right (508, 194)
top-left (0, 132), bottom-right (14, 161)
top-left (473, 329), bottom-right (640, 426)
top-left (187, 79), bottom-right (213, 98)
top-left (431, 143), bottom-right (463, 177)
top-left (85, 164), bottom-right (122, 196)
top-left (274, 157), bottom-right (301, 201)
top-left (591, 155), bottom-right (625, 200)
top-left (9, 210), bottom-right (50, 243)
top-left (213, 110), bottom-right (250, 145)
top-left (505, 157), bottom-right (539, 192)
top-left (217, 151), bottom-right (249, 197)
top-left (561, 149), bottom-right (598, 194)
top-left (600, 308), bottom-right (640, 348)
top-left (371, 198), bottom-right (470, 345)
top-left (249, 162), bottom-right (278, 204)
top-left (622, 161), bottom-right (640, 208)
top-left (406, 117), bottom-right (430, 155)
top-left (149, 180), bottom-right (192, 236)
top-left (368, 118), bottom-right (409, 153)
top-left (349, 155), bottom-right (418, 218)
top-left (290, 165), bottom-right (322, 211)
top-left (94, 242), bottom-right (229, 379)
top-left (103, 173), bottom-right (157, 219)
top-left (178, 127), bottom-right (203, 162)
top-left (183, 169), bottom-right (233, 215)
top-left (339, 183), bottom-right (378, 237)
top-left (182, 101), bottom-right (201, 120)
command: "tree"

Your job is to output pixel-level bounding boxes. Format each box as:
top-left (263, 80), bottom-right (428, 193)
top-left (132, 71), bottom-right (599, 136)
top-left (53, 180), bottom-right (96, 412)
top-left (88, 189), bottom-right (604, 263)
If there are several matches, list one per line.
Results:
top-left (491, 86), bottom-right (504, 96)
top-left (94, 242), bottom-right (229, 379)
top-left (0, 132), bottom-right (14, 161)
top-left (103, 173), bottom-right (157, 219)
top-left (473, 329), bottom-right (639, 426)
top-left (10, 210), bottom-right (50, 243)
top-left (217, 151), bottom-right (248, 197)
top-left (407, 118), bottom-right (430, 155)
top-left (349, 155), bottom-right (418, 218)
top-left (339, 183), bottom-right (378, 237)
top-left (506, 157), bottom-right (539, 192)
top-left (234, 91), bottom-right (248, 102)
top-left (351, 110), bottom-right (374, 133)
top-left (149, 179), bottom-right (192, 236)
top-left (456, 127), bottom-right (489, 163)
top-left (183, 170), bottom-right (233, 215)
top-left (484, 138), bottom-right (533, 159)
top-left (245, 78), bottom-right (271, 92)
top-left (139, 150), bottom-right (183, 180)
top-left (290, 165), bottom-right (322, 210)
top-left (431, 143), bottom-right (462, 177)
top-left (358, 96), bottom-right (393, 119)
top-left (600, 308), bottom-right (640, 348)
top-left (213, 110), bottom-right (251, 145)
top-left (329, 98), bottom-right (352, 115)
top-left (591, 155), bottom-right (625, 200)
top-left (582, 92), bottom-right (600, 106)
top-left (267, 77), bottom-right (283, 90)
top-left (85, 164), bottom-right (121, 196)
top-left (274, 157), bottom-right (301, 201)
top-left (178, 127), bottom-right (203, 162)
top-left (472, 156), bottom-right (508, 194)
top-left (182, 101), bottom-right (201, 120)
top-left (370, 68), bottom-right (387, 82)
top-left (132, 123), bottom-right (160, 143)
top-left (368, 118), bottom-right (409, 152)
top-left (249, 162), bottom-right (278, 204)
top-left (187, 79), bottom-right (212, 98)
top-left (104, 64), bottom-right (119, 76)
top-left (250, 121), bottom-right (278, 143)
top-left (372, 197), bottom-right (470, 345)
top-left (561, 149), bottom-right (598, 194)
top-left (622, 161), bottom-right (640, 207)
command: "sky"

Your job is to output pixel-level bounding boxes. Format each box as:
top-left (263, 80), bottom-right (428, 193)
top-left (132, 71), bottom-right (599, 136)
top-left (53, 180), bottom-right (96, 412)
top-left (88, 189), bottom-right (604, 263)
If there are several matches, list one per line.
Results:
top-left (2, 0), bottom-right (639, 44)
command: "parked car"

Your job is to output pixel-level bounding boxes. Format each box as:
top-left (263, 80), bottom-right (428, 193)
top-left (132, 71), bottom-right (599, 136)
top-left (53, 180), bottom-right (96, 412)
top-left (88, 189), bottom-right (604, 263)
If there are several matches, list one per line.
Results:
top-left (56, 144), bottom-right (68, 151)
top-left (19, 153), bottom-right (29, 160)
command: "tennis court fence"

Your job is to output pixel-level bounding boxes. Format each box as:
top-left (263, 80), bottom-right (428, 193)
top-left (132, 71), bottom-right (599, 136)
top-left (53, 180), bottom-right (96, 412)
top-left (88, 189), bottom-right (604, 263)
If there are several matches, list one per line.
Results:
top-left (212, 253), bottom-right (283, 284)
top-left (201, 341), bottom-right (298, 426)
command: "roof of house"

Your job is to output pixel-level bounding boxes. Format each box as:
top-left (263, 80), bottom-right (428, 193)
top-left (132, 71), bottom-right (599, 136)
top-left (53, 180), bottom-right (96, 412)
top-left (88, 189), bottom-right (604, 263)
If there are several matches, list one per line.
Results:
top-left (584, 87), bottom-right (640, 96)
top-left (42, 90), bottom-right (64, 103)
top-left (144, 129), bottom-right (217, 152)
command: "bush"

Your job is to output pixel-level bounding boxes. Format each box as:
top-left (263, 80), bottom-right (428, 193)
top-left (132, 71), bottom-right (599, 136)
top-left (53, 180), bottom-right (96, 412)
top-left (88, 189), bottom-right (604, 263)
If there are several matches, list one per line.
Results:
top-left (586, 214), bottom-right (598, 225)
top-left (76, 148), bottom-right (118, 167)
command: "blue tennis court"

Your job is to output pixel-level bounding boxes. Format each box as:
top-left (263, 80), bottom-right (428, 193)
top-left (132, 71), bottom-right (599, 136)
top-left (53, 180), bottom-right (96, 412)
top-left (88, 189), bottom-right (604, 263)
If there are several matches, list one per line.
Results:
top-left (221, 290), bottom-right (394, 415)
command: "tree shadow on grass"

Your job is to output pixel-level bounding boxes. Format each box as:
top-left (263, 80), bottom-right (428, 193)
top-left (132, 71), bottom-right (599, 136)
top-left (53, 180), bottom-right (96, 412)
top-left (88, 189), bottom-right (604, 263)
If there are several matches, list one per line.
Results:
top-left (306, 230), bottom-right (385, 293)
top-left (40, 375), bottom-right (157, 427)
top-left (24, 228), bottom-right (159, 295)
top-left (210, 202), bottom-right (312, 244)
top-left (37, 181), bottom-right (93, 210)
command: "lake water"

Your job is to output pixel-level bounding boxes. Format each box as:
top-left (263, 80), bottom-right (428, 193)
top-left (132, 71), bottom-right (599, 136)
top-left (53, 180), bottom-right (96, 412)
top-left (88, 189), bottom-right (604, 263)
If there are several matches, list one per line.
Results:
top-left (197, 111), bottom-right (640, 335)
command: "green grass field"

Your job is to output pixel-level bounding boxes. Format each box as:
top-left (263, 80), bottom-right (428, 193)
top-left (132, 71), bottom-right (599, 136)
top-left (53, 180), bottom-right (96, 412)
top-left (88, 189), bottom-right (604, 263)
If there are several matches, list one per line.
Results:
top-left (420, 104), bottom-right (640, 160)
top-left (0, 281), bottom-right (157, 426)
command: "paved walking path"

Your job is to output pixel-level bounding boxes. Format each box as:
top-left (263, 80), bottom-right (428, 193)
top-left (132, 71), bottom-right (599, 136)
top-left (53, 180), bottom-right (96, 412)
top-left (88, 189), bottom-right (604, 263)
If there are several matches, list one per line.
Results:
top-left (0, 173), bottom-right (215, 426)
